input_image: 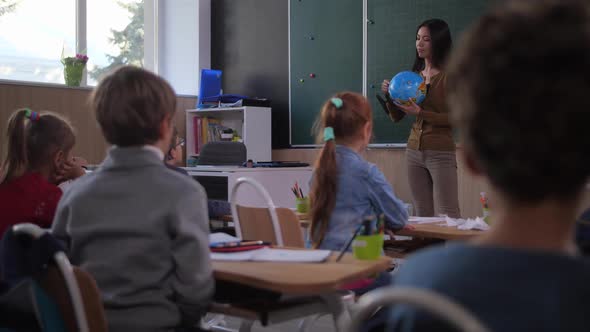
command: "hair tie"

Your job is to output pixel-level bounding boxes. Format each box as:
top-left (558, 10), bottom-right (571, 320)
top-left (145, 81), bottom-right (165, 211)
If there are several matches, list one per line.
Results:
top-left (24, 108), bottom-right (39, 121)
top-left (330, 97), bottom-right (343, 109)
top-left (323, 127), bottom-right (335, 142)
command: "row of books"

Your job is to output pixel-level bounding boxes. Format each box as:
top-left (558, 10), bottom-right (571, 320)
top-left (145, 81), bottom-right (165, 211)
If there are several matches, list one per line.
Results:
top-left (192, 117), bottom-right (236, 155)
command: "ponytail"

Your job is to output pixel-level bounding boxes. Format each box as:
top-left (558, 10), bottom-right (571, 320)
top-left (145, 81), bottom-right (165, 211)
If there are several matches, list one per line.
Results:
top-left (309, 92), bottom-right (372, 248)
top-left (0, 109), bottom-right (30, 184)
top-left (0, 108), bottom-right (75, 185)
top-left (310, 139), bottom-right (338, 248)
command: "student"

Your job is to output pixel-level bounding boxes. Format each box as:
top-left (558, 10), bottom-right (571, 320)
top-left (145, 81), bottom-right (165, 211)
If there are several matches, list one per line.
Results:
top-left (52, 66), bottom-right (213, 332)
top-left (309, 92), bottom-right (408, 251)
top-left (166, 126), bottom-right (189, 175)
top-left (381, 19), bottom-right (460, 218)
top-left (0, 108), bottom-right (83, 236)
top-left (389, 0), bottom-right (590, 330)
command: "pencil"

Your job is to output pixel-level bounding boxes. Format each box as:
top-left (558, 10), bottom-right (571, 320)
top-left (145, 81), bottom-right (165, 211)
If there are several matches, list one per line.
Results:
top-left (336, 223), bottom-right (364, 262)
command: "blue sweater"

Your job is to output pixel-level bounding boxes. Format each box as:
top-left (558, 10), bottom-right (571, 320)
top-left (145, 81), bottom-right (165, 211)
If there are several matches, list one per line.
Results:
top-left (389, 243), bottom-right (590, 332)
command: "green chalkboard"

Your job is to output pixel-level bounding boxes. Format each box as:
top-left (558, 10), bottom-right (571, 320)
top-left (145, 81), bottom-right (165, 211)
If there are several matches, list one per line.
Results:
top-left (289, 0), bottom-right (363, 146)
top-left (290, 0), bottom-right (492, 146)
top-left (367, 0), bottom-right (492, 145)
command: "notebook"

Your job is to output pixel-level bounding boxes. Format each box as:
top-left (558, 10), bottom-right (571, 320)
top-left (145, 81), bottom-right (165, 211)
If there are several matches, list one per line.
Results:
top-left (211, 248), bottom-right (331, 263)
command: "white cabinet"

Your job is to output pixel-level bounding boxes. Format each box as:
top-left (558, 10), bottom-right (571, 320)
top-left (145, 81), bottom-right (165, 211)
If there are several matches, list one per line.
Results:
top-left (185, 107), bottom-right (272, 163)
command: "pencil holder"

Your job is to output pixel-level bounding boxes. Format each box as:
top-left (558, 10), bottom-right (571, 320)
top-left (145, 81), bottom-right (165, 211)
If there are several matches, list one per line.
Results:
top-left (352, 234), bottom-right (384, 260)
top-left (483, 207), bottom-right (491, 225)
top-left (295, 197), bottom-right (309, 214)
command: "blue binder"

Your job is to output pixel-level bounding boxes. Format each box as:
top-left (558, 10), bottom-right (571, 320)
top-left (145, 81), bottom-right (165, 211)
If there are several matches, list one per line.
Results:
top-left (197, 69), bottom-right (247, 108)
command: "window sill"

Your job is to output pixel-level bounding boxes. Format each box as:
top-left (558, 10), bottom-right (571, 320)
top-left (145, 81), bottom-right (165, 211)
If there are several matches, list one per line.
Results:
top-left (0, 78), bottom-right (94, 91)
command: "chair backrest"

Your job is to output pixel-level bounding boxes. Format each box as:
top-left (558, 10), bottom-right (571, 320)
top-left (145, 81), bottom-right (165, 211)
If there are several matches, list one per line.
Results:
top-left (39, 266), bottom-right (108, 332)
top-left (11, 224), bottom-right (107, 332)
top-left (236, 205), bottom-right (305, 247)
top-left (231, 177), bottom-right (306, 247)
top-left (198, 141), bottom-right (247, 166)
top-left (347, 287), bottom-right (491, 332)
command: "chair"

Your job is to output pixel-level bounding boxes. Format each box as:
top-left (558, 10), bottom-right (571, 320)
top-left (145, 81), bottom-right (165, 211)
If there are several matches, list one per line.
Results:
top-left (230, 176), bottom-right (305, 247)
top-left (198, 141), bottom-right (247, 166)
top-left (347, 287), bottom-right (491, 332)
top-left (10, 224), bottom-right (107, 332)
top-left (207, 177), bottom-right (334, 332)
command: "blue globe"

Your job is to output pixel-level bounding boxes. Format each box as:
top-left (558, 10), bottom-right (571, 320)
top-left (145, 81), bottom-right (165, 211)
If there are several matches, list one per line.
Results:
top-left (388, 71), bottom-right (427, 106)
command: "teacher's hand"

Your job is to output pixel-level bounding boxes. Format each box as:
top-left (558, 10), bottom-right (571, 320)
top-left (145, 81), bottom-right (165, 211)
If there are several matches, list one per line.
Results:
top-left (381, 80), bottom-right (390, 95)
top-left (394, 100), bottom-right (422, 116)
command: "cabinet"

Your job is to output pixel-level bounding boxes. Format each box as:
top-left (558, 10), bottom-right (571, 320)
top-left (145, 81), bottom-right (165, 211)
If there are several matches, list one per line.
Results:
top-left (185, 106), bottom-right (272, 163)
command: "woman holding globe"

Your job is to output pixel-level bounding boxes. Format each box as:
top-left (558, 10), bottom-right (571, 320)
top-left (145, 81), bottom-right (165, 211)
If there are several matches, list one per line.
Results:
top-left (381, 18), bottom-right (460, 218)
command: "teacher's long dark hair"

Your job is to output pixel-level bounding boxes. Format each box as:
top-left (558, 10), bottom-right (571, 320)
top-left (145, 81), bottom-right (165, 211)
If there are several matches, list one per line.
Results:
top-left (412, 19), bottom-right (452, 72)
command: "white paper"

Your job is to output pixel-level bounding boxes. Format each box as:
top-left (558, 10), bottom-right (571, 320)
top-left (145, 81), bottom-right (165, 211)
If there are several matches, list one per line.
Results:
top-left (210, 248), bottom-right (264, 261)
top-left (444, 216), bottom-right (490, 231)
top-left (252, 248), bottom-right (331, 263)
top-left (408, 216), bottom-right (447, 224)
top-left (209, 232), bottom-right (240, 245)
top-left (211, 248), bottom-right (331, 263)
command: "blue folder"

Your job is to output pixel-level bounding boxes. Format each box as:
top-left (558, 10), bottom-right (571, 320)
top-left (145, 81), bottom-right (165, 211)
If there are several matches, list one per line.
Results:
top-left (197, 69), bottom-right (247, 108)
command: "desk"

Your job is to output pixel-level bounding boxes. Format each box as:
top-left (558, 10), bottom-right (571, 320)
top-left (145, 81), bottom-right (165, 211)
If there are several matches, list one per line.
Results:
top-left (397, 223), bottom-right (483, 241)
top-left (213, 252), bottom-right (390, 294)
top-left (186, 166), bottom-right (313, 208)
top-left (213, 252), bottom-right (390, 331)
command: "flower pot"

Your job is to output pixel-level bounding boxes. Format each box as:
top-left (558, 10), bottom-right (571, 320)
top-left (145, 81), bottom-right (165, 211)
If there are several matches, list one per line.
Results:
top-left (63, 63), bottom-right (85, 86)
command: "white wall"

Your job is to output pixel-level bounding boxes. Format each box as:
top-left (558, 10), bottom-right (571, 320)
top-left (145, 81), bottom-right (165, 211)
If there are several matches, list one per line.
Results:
top-left (157, 0), bottom-right (210, 95)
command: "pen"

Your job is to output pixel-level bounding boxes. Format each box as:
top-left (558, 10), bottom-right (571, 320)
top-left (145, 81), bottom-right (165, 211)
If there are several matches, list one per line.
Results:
top-left (210, 240), bottom-right (265, 248)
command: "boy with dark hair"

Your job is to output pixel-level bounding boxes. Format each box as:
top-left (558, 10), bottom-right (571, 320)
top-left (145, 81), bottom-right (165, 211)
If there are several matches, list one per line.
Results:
top-left (53, 66), bottom-right (213, 332)
top-left (388, 0), bottom-right (590, 331)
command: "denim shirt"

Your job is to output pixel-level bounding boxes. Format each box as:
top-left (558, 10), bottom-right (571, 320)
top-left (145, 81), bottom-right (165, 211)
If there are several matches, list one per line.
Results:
top-left (317, 145), bottom-right (408, 251)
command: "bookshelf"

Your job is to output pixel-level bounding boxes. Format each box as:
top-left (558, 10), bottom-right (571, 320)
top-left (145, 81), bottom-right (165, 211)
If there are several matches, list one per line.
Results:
top-left (185, 106), bottom-right (272, 163)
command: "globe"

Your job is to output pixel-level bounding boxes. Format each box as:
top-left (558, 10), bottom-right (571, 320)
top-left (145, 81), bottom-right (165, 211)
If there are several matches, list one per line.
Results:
top-left (388, 71), bottom-right (427, 106)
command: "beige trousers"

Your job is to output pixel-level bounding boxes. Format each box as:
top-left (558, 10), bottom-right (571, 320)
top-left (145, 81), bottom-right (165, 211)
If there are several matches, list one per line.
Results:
top-left (406, 149), bottom-right (461, 218)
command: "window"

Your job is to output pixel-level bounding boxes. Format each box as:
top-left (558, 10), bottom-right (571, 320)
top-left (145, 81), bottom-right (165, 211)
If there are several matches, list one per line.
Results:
top-left (87, 0), bottom-right (144, 85)
top-left (0, 0), bottom-right (75, 84)
top-left (0, 0), bottom-right (144, 85)
top-left (0, 0), bottom-right (208, 95)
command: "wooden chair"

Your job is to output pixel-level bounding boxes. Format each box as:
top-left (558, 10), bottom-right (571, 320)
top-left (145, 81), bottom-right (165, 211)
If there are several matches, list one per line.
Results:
top-left (234, 206), bottom-right (305, 248)
top-left (347, 287), bottom-right (491, 332)
top-left (207, 177), bottom-right (333, 332)
top-left (230, 177), bottom-right (304, 247)
top-left (12, 224), bottom-right (107, 332)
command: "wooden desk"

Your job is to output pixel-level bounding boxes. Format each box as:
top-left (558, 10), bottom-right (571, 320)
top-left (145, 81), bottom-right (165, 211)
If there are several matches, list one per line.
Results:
top-left (213, 252), bottom-right (390, 331)
top-left (213, 252), bottom-right (390, 294)
top-left (397, 223), bottom-right (483, 241)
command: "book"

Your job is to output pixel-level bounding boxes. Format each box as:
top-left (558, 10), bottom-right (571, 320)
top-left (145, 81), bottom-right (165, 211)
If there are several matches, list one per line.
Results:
top-left (193, 117), bottom-right (202, 155)
top-left (211, 248), bottom-right (331, 263)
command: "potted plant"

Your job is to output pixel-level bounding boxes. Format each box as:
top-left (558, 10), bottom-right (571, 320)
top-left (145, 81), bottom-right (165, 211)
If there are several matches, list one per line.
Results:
top-left (61, 52), bottom-right (89, 87)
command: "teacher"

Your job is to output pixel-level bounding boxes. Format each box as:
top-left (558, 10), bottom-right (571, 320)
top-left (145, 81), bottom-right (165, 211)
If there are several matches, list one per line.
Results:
top-left (381, 19), bottom-right (460, 218)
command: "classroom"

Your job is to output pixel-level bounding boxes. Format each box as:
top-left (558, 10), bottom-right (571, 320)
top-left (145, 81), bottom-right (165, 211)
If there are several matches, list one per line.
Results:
top-left (1, 0), bottom-right (590, 331)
